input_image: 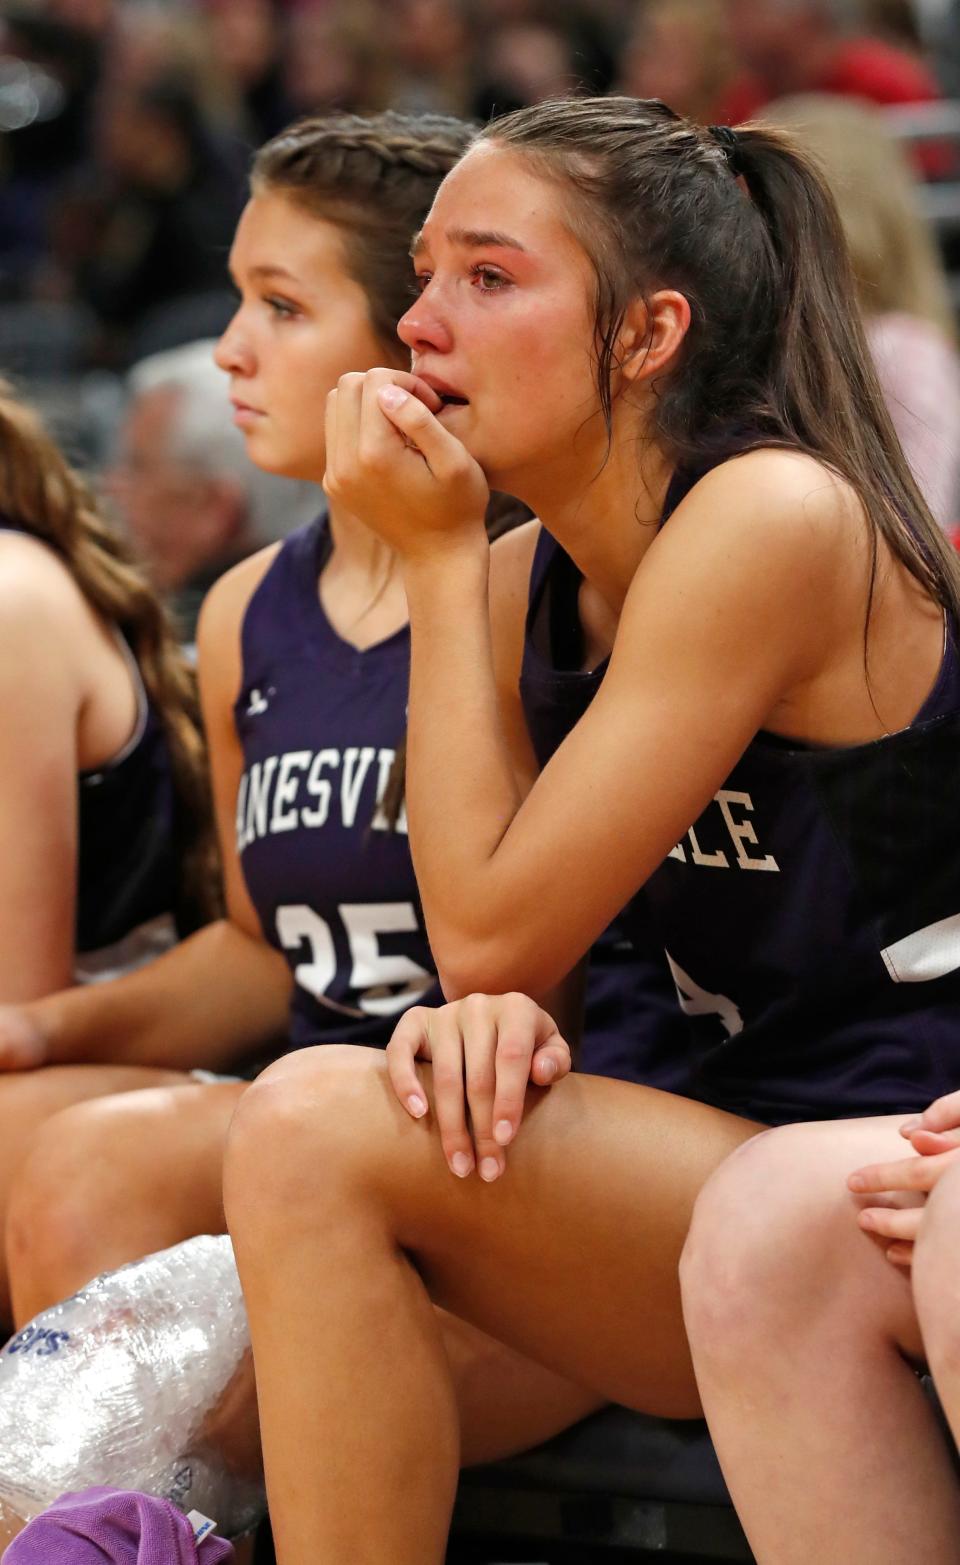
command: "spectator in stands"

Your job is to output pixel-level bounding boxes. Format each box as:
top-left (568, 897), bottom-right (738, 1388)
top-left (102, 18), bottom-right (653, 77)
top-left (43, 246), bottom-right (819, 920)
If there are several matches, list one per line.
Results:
top-left (864, 0), bottom-right (925, 54)
top-left (0, 5), bottom-right (105, 296)
top-left (200, 0), bottom-right (293, 142)
top-left (55, 70), bottom-right (246, 362)
top-left (99, 0), bottom-right (244, 139)
top-left (618, 0), bottom-right (759, 126)
top-left (725, 0), bottom-right (942, 108)
top-left (471, 21), bottom-right (579, 118)
top-left (0, 382), bottom-right (219, 1327)
top-left (770, 93), bottom-right (960, 530)
top-left (109, 340), bottom-right (314, 643)
top-left (211, 95), bottom-right (960, 1561)
top-left (389, 0), bottom-right (473, 117)
top-left (280, 2), bottom-right (394, 118)
top-left (470, 0), bottom-right (618, 116)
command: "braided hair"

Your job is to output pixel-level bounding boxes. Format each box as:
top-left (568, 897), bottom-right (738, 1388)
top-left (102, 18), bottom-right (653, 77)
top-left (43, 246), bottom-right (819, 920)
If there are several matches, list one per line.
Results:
top-left (0, 383), bottom-right (218, 931)
top-left (251, 111), bottom-right (477, 353)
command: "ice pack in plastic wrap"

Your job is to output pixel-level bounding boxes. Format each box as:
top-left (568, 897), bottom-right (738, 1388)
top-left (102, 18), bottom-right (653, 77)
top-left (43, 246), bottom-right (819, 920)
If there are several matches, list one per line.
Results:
top-left (0, 1236), bottom-right (264, 1545)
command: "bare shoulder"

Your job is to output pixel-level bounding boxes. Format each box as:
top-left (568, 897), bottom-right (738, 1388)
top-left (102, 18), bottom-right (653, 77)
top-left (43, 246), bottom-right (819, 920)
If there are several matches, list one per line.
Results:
top-left (196, 539), bottom-right (282, 694)
top-left (197, 540), bottom-right (283, 643)
top-left (0, 530), bottom-right (91, 634)
top-left (673, 448), bottom-right (861, 550)
top-left (614, 449), bottom-right (868, 694)
top-left (644, 448), bottom-right (865, 599)
top-left (489, 515), bottom-right (541, 578)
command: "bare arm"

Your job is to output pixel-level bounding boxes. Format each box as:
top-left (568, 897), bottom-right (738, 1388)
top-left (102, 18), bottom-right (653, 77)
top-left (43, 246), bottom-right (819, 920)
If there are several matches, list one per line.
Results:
top-left (398, 455), bottom-right (847, 999)
top-left (0, 544), bottom-right (81, 1001)
top-left (6, 547), bottom-right (293, 1072)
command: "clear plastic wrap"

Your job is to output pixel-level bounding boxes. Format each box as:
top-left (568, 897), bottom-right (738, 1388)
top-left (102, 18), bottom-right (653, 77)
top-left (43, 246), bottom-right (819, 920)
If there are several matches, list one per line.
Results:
top-left (0, 1236), bottom-right (264, 1543)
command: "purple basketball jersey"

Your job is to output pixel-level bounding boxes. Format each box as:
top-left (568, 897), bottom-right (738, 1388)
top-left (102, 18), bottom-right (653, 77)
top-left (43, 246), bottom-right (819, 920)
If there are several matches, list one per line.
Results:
top-left (1, 520), bottom-right (178, 960)
top-left (235, 517), bottom-right (442, 1050)
top-left (522, 465), bottom-right (960, 1125)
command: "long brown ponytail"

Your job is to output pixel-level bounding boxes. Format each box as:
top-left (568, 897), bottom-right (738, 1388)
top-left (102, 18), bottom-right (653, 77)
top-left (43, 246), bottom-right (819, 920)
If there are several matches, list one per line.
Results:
top-left (481, 97), bottom-right (960, 632)
top-left (0, 384), bottom-right (218, 930)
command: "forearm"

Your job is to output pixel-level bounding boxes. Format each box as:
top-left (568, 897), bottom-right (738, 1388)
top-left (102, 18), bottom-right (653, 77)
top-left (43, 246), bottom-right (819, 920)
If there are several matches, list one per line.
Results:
top-left (403, 549), bottom-right (526, 987)
top-left (32, 920), bottom-right (292, 1072)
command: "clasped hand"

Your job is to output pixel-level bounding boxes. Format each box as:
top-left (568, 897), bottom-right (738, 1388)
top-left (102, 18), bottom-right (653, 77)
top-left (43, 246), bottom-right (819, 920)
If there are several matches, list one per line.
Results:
top-left (848, 1088), bottom-right (960, 1266)
top-left (385, 993), bottom-right (571, 1183)
top-left (324, 368), bottom-right (490, 560)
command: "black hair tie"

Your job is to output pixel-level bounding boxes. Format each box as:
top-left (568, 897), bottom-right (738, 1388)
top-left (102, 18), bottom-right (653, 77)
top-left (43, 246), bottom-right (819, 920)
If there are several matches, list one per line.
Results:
top-left (708, 124), bottom-right (743, 177)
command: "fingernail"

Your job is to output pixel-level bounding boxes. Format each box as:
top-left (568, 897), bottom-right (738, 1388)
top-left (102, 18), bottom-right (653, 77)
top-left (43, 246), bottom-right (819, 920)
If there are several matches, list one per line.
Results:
top-left (537, 1058), bottom-right (557, 1082)
top-left (479, 1157), bottom-right (501, 1182)
top-left (407, 1094), bottom-right (427, 1118)
top-left (858, 1210), bottom-right (874, 1227)
top-left (379, 385), bottom-right (408, 411)
top-left (848, 1174), bottom-right (865, 1191)
top-left (494, 1119), bottom-right (514, 1146)
top-left (901, 1116), bottom-right (921, 1134)
top-left (451, 1152), bottom-right (473, 1178)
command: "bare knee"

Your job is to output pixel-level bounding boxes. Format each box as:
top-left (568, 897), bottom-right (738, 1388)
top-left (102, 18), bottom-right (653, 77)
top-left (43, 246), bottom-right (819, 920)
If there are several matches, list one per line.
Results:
top-left (8, 1085), bottom-right (219, 1318)
top-left (8, 1096), bottom-right (135, 1311)
top-left (681, 1123), bottom-right (861, 1358)
top-left (223, 1045), bottom-right (394, 1237)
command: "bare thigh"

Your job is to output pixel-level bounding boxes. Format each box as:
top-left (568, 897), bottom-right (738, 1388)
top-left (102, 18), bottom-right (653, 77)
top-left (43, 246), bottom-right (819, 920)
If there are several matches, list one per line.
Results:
top-left (227, 1047), bottom-right (760, 1416)
top-left (11, 1073), bottom-right (601, 1470)
top-left (0, 1064), bottom-right (189, 1323)
top-left (7, 1078), bottom-right (247, 1324)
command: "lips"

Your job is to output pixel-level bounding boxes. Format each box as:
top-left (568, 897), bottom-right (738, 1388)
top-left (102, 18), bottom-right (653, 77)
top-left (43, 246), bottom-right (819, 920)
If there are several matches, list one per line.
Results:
top-left (415, 372), bottom-right (469, 407)
top-left (230, 397), bottom-right (266, 430)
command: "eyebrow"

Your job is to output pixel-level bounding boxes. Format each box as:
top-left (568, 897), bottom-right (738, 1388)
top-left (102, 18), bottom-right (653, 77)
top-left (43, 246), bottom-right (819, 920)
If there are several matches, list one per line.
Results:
top-left (410, 226), bottom-right (528, 259)
top-left (249, 264), bottom-right (302, 282)
top-left (228, 262), bottom-right (303, 285)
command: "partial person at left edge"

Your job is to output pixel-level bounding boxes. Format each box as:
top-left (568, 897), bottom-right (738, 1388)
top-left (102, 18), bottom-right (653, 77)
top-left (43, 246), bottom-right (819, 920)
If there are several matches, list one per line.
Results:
top-left (0, 382), bottom-right (221, 1325)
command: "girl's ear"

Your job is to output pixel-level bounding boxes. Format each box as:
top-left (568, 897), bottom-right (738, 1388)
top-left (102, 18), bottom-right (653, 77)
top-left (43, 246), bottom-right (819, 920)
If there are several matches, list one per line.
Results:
top-left (619, 290), bottom-right (692, 384)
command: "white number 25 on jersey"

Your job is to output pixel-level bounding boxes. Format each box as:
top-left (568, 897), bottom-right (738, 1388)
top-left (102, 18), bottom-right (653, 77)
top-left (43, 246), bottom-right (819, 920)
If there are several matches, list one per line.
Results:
top-left (276, 902), bottom-right (435, 1019)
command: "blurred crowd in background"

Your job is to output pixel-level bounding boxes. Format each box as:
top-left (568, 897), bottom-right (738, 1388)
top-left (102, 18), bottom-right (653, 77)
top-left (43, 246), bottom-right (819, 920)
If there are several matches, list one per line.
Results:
top-left (3, 0), bottom-right (960, 634)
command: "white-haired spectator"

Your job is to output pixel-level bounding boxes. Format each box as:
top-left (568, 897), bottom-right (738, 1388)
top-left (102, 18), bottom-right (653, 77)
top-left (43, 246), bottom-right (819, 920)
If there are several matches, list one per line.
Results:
top-left (109, 338), bottom-right (315, 641)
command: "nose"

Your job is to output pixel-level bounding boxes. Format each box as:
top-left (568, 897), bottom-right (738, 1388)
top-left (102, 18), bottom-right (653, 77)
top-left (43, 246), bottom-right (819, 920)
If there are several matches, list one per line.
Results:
top-left (397, 293), bottom-right (453, 357)
top-left (214, 309), bottom-right (254, 375)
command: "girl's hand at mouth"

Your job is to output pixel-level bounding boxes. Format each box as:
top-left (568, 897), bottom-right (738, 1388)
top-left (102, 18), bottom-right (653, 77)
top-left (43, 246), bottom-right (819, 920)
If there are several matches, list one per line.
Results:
top-left (324, 367), bottom-right (490, 562)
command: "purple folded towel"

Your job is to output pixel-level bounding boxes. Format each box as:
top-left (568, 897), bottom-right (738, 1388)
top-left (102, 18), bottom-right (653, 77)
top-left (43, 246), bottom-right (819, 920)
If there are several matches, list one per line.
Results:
top-left (4, 1487), bottom-right (234, 1563)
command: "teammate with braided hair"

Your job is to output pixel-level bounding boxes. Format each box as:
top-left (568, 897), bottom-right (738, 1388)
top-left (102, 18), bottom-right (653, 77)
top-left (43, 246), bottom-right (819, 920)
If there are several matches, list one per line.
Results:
top-left (0, 111), bottom-right (671, 1467)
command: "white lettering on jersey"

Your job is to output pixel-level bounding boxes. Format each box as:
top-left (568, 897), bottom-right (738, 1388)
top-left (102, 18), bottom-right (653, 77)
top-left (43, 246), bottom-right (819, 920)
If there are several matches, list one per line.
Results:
top-left (667, 788), bottom-right (779, 873)
top-left (237, 746), bottom-right (409, 846)
top-left (687, 825), bottom-right (729, 870)
top-left (716, 789), bottom-right (779, 872)
top-left (341, 747), bottom-right (376, 829)
top-left (245, 756), bottom-right (278, 843)
top-left (300, 748), bottom-right (338, 829)
top-left (666, 952), bottom-right (743, 1038)
top-left (270, 751), bottom-right (311, 833)
top-left (341, 903), bottom-right (434, 1015)
top-left (276, 901), bottom-right (433, 1017)
top-left (235, 772), bottom-right (248, 848)
top-left (370, 748), bottom-right (408, 834)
